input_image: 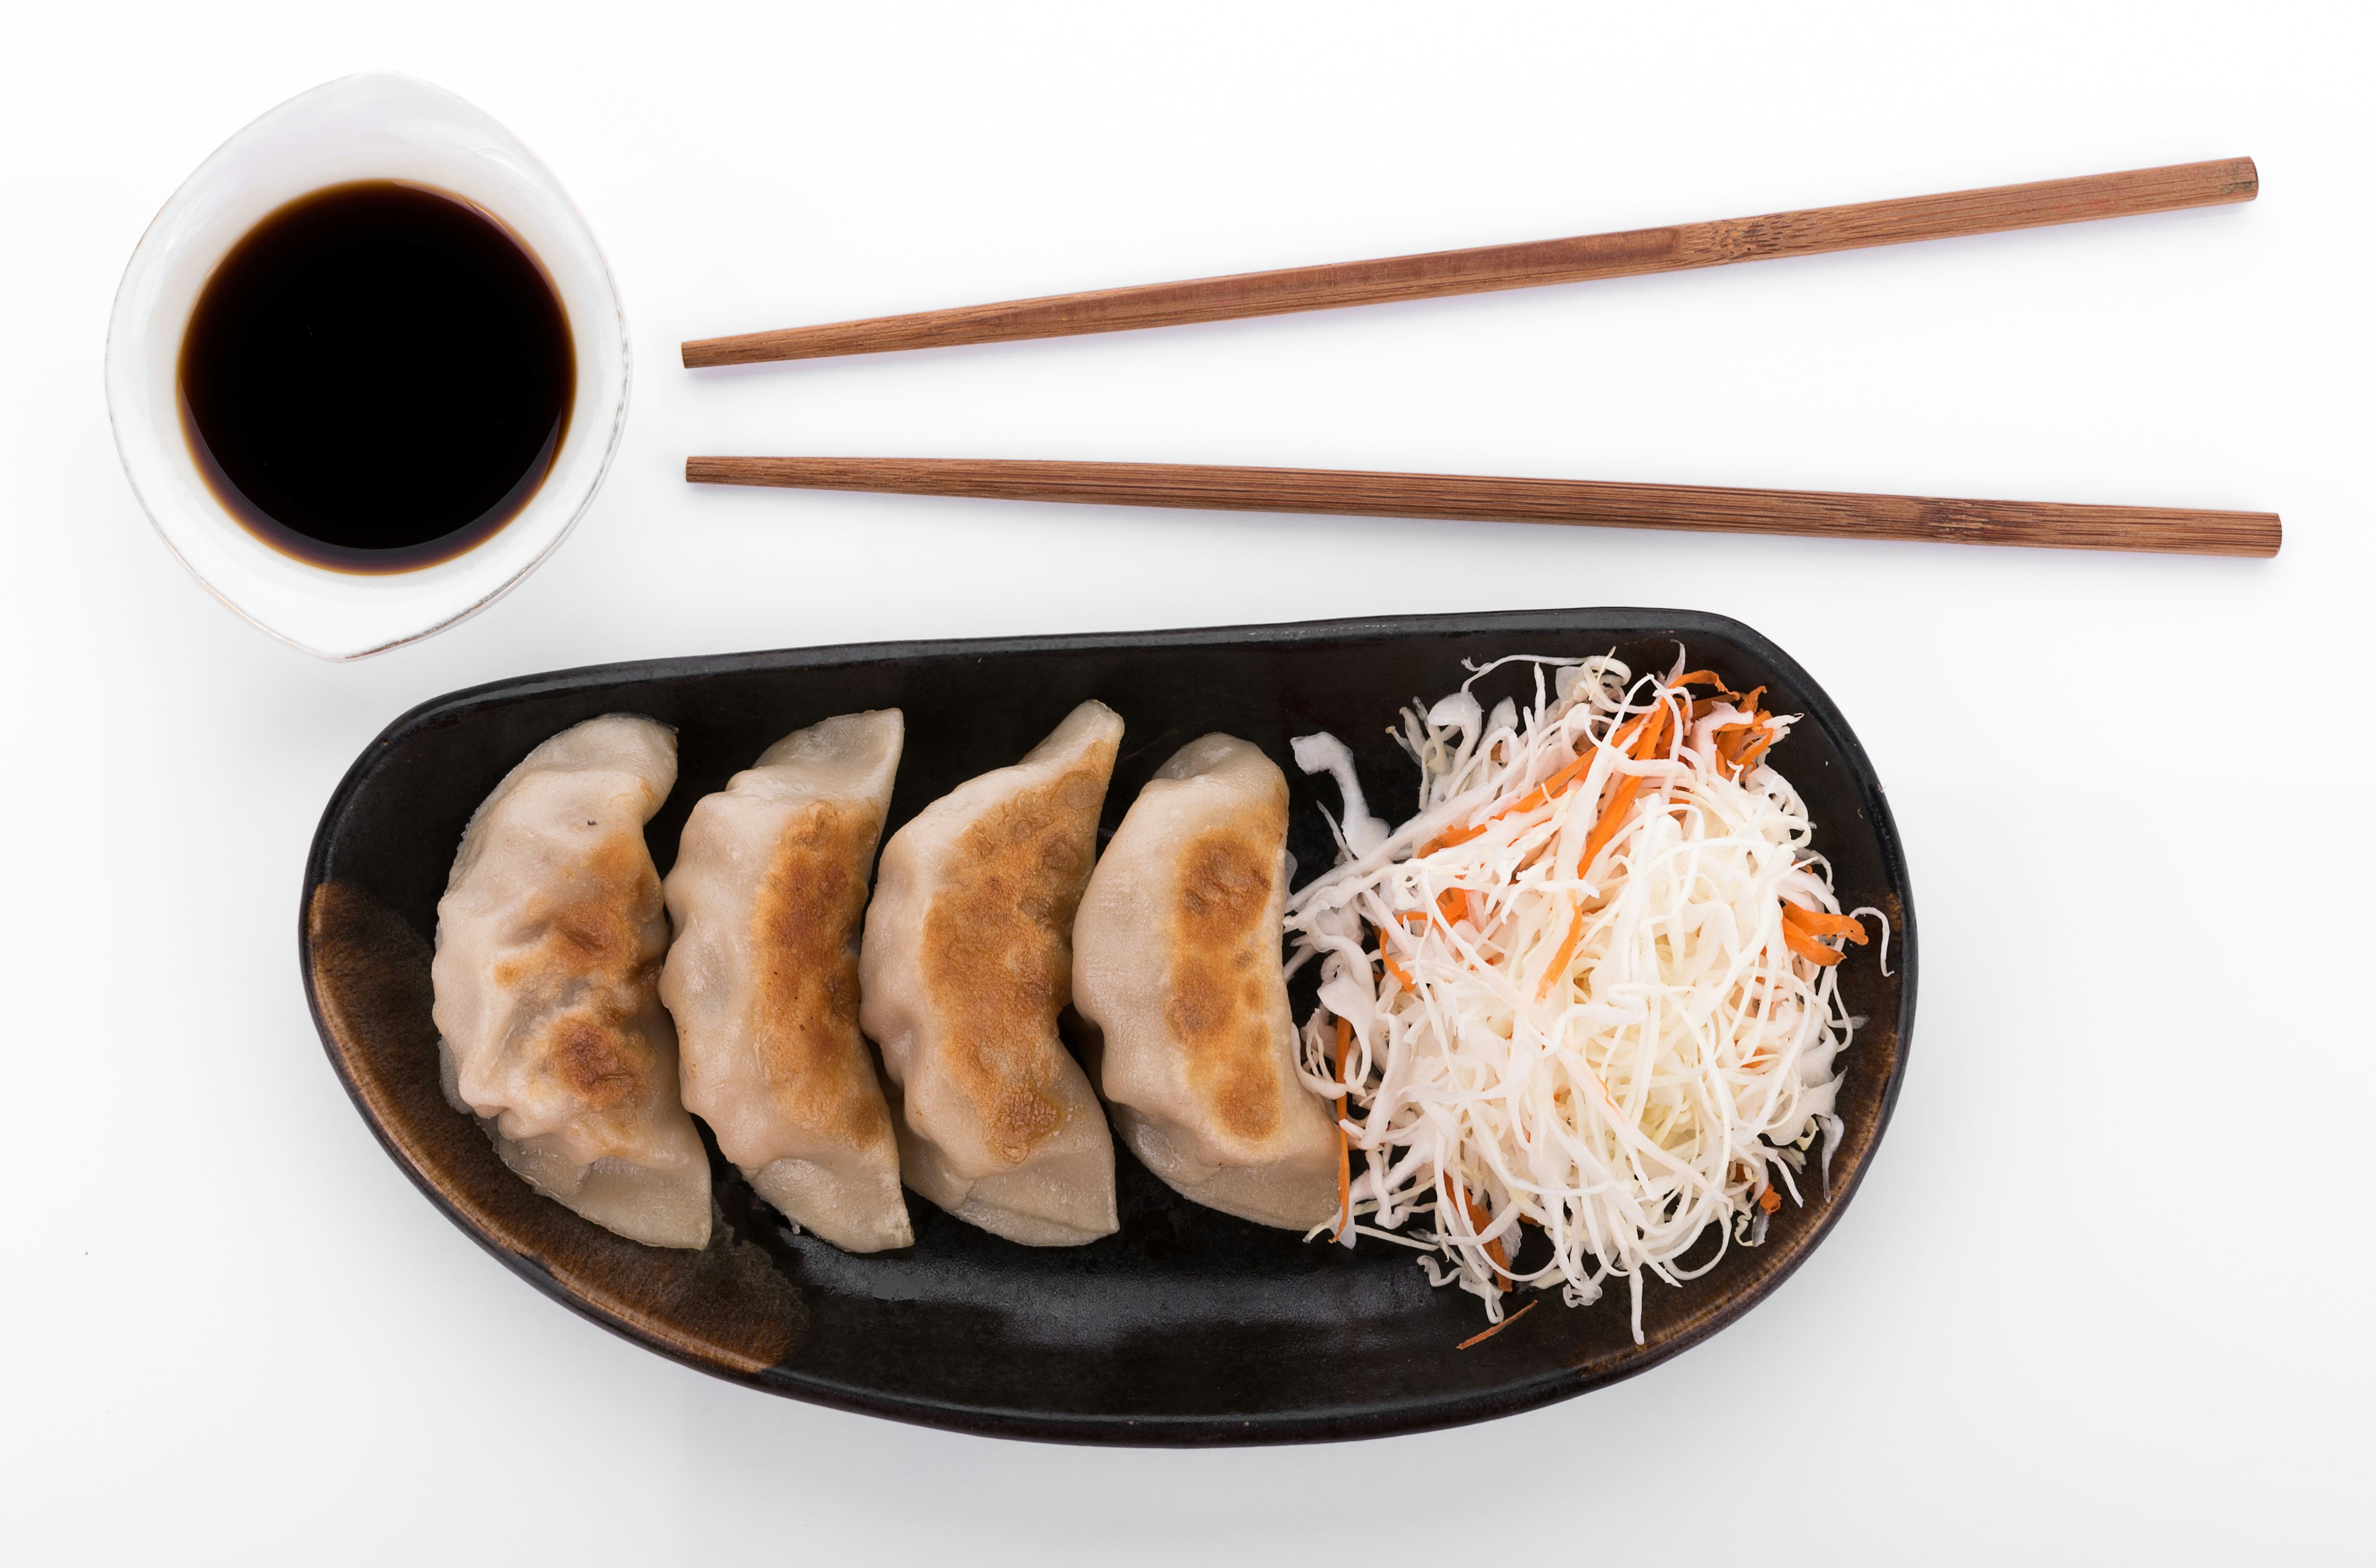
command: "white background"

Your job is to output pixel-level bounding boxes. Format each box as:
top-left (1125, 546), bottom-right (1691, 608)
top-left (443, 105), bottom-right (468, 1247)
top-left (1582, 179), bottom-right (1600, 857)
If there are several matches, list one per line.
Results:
top-left (2, 2), bottom-right (2363, 1560)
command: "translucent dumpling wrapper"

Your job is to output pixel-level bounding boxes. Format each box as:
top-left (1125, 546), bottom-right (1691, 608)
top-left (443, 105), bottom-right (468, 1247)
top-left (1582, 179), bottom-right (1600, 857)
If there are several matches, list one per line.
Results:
top-left (858, 700), bottom-right (1122, 1246)
top-left (661, 710), bottom-right (912, 1253)
top-left (1075, 734), bottom-right (1339, 1230)
top-left (431, 714), bottom-right (711, 1249)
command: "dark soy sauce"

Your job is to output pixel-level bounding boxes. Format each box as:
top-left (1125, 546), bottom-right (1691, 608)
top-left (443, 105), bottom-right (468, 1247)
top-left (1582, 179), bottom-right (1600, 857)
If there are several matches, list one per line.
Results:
top-left (179, 181), bottom-right (574, 573)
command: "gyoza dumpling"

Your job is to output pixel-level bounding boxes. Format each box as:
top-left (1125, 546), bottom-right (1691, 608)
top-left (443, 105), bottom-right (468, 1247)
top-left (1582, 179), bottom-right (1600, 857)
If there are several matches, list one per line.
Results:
top-left (1073, 734), bottom-right (1340, 1230)
top-left (431, 714), bottom-right (711, 1249)
top-left (858, 701), bottom-right (1122, 1246)
top-left (660, 710), bottom-right (911, 1253)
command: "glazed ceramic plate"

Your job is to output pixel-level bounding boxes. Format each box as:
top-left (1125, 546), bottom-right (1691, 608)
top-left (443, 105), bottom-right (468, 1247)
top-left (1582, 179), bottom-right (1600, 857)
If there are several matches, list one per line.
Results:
top-left (300, 608), bottom-right (1915, 1444)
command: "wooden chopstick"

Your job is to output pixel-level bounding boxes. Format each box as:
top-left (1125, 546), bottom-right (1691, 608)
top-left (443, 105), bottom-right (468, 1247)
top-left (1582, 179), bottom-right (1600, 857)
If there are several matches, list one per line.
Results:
top-left (682, 158), bottom-right (2257, 368)
top-left (684, 457), bottom-right (2279, 558)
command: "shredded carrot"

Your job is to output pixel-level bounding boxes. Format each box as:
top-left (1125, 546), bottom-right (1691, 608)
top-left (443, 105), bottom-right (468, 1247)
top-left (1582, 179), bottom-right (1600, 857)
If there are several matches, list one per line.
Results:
top-left (1332, 1015), bottom-right (1353, 1241)
top-left (1450, 746), bottom-right (1601, 845)
top-left (1534, 902), bottom-right (1586, 1001)
top-left (1757, 1186), bottom-right (1781, 1215)
top-left (1455, 1299), bottom-right (1538, 1350)
top-left (1452, 699), bottom-right (1669, 864)
top-left (1380, 946), bottom-right (1416, 989)
top-left (1671, 670), bottom-right (1726, 689)
top-left (1782, 903), bottom-right (1868, 944)
top-left (1604, 706), bottom-right (1658, 754)
top-left (1461, 1190), bottom-right (1513, 1286)
top-left (1643, 702), bottom-right (1677, 757)
top-left (1575, 704), bottom-right (1668, 877)
top-left (1398, 898), bottom-right (1485, 970)
top-left (1517, 748), bottom-right (1597, 806)
top-left (1780, 920), bottom-right (1846, 967)
top-left (1420, 748), bottom-right (1594, 856)
top-left (1711, 700), bottom-right (1783, 780)
top-left (1423, 820), bottom-right (1491, 855)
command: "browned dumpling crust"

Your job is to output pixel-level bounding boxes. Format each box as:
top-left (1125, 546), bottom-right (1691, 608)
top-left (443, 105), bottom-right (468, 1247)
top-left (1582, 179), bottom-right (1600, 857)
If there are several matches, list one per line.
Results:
top-left (748, 801), bottom-right (889, 1135)
top-left (918, 763), bottom-right (1104, 1163)
top-left (662, 711), bottom-right (911, 1253)
top-left (494, 831), bottom-right (666, 1111)
top-left (432, 714), bottom-right (711, 1249)
top-left (859, 701), bottom-right (1122, 1246)
top-left (1075, 733), bottom-right (1340, 1230)
top-left (1165, 824), bottom-right (1294, 1144)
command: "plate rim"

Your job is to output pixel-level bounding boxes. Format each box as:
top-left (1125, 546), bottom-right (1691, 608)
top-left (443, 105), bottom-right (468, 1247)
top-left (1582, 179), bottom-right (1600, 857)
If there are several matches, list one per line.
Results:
top-left (299, 605), bottom-right (1918, 1445)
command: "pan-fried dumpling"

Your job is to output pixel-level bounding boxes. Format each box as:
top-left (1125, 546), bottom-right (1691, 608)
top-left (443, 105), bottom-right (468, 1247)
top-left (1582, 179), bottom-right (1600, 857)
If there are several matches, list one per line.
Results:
top-left (432, 714), bottom-right (711, 1249)
top-left (858, 701), bottom-right (1122, 1246)
top-left (660, 710), bottom-right (911, 1253)
top-left (1074, 734), bottom-right (1339, 1230)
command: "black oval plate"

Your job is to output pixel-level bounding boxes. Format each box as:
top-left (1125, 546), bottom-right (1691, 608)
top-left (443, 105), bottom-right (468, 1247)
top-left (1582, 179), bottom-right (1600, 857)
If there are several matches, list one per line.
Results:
top-left (301, 608), bottom-right (1914, 1445)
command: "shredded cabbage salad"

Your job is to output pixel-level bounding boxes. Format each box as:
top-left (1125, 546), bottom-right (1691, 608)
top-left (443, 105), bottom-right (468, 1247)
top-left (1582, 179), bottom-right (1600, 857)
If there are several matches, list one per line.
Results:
top-left (1284, 650), bottom-right (1888, 1343)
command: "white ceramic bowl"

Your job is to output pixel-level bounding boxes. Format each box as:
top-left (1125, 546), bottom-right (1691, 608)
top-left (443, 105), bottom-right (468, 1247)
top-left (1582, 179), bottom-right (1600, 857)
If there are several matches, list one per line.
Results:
top-left (105, 74), bottom-right (629, 660)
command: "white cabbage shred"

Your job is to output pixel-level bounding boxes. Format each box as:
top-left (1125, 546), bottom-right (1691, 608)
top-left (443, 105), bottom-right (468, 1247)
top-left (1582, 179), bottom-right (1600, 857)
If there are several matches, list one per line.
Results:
top-left (1285, 651), bottom-right (1879, 1343)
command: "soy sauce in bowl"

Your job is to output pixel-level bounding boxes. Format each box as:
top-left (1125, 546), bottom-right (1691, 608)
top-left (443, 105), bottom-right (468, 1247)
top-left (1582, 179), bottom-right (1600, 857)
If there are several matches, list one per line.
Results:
top-left (178, 181), bottom-right (574, 573)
